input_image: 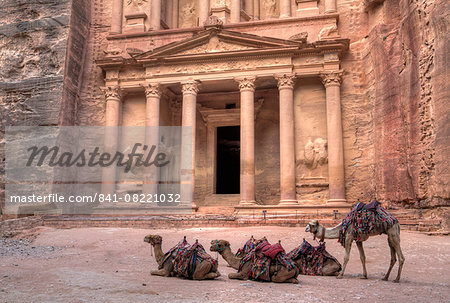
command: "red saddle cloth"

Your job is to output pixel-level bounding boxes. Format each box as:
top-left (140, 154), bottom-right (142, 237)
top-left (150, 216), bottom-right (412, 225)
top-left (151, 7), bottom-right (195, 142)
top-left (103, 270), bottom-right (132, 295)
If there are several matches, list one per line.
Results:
top-left (261, 242), bottom-right (285, 259)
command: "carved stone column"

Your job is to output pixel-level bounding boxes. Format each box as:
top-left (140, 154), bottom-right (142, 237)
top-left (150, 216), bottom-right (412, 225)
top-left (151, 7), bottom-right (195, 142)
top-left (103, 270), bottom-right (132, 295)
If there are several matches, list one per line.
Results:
top-left (276, 73), bottom-right (298, 204)
top-left (199, 0), bottom-right (210, 26)
top-left (253, 0), bottom-right (260, 20)
top-left (280, 0), bottom-right (291, 18)
top-left (101, 86), bottom-right (122, 195)
top-left (236, 76), bottom-right (256, 204)
top-left (142, 83), bottom-right (161, 196)
top-left (231, 0), bottom-right (241, 23)
top-left (172, 0), bottom-right (179, 28)
top-left (166, 0), bottom-right (173, 28)
top-left (180, 81), bottom-right (199, 206)
top-left (151, 0), bottom-right (161, 30)
top-left (325, 0), bottom-right (337, 13)
top-left (245, 0), bottom-right (254, 18)
top-left (321, 71), bottom-right (346, 203)
top-left (110, 0), bottom-right (123, 34)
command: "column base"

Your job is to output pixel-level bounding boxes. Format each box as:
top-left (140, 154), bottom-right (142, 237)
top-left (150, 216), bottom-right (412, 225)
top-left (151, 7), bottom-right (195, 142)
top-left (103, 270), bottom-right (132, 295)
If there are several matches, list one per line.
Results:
top-left (279, 199), bottom-right (298, 205)
top-left (239, 200), bottom-right (256, 205)
top-left (327, 198), bottom-right (348, 205)
top-left (179, 201), bottom-right (197, 208)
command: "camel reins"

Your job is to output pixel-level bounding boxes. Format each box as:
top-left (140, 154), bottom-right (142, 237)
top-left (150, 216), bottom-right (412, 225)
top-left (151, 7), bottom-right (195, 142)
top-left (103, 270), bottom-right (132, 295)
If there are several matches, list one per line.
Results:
top-left (314, 228), bottom-right (325, 243)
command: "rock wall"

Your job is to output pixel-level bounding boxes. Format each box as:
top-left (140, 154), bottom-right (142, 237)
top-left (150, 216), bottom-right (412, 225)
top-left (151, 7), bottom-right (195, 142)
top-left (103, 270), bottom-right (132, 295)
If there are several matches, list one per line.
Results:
top-left (0, 0), bottom-right (91, 211)
top-left (361, 0), bottom-right (449, 208)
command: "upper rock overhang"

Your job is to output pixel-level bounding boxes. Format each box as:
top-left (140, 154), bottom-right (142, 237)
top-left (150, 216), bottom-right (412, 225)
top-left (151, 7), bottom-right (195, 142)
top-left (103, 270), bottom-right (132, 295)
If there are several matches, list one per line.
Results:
top-left (96, 27), bottom-right (349, 69)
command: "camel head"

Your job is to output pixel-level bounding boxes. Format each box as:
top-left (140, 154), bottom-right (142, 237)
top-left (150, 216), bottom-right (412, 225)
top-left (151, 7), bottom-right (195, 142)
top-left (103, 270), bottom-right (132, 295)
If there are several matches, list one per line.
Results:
top-left (210, 239), bottom-right (230, 252)
top-left (305, 220), bottom-right (320, 234)
top-left (144, 234), bottom-right (162, 246)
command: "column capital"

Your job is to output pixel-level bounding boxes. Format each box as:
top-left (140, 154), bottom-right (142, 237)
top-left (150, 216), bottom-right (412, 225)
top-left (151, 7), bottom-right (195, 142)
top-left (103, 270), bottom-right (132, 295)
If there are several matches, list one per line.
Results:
top-left (275, 73), bottom-right (296, 89)
top-left (181, 80), bottom-right (200, 96)
top-left (142, 83), bottom-right (162, 98)
top-left (101, 86), bottom-right (121, 100)
top-left (320, 70), bottom-right (343, 87)
top-left (235, 76), bottom-right (256, 91)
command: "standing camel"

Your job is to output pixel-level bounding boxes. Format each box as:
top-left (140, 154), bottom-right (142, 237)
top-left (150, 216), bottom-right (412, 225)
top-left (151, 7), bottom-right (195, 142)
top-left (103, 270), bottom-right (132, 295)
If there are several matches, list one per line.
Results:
top-left (305, 219), bottom-right (405, 282)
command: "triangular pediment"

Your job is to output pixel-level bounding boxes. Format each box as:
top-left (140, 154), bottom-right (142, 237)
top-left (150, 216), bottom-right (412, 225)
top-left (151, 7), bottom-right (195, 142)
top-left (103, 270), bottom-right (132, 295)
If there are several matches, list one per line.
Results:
top-left (133, 29), bottom-right (301, 62)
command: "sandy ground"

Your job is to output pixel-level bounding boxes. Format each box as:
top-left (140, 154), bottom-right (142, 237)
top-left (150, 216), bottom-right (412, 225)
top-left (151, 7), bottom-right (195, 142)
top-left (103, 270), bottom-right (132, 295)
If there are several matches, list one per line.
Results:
top-left (0, 226), bottom-right (449, 303)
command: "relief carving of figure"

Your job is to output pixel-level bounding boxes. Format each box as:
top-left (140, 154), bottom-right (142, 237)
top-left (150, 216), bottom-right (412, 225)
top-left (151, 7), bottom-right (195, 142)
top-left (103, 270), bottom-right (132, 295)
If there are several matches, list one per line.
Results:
top-left (263, 0), bottom-right (277, 19)
top-left (181, 2), bottom-right (196, 28)
top-left (318, 24), bottom-right (339, 40)
top-left (213, 0), bottom-right (229, 7)
top-left (127, 0), bottom-right (147, 7)
top-left (304, 138), bottom-right (328, 169)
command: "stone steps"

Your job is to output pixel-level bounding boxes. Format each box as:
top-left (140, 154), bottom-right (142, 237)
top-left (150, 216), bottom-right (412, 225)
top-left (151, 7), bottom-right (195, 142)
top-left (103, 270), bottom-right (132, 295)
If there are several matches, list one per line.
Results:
top-left (38, 214), bottom-right (444, 232)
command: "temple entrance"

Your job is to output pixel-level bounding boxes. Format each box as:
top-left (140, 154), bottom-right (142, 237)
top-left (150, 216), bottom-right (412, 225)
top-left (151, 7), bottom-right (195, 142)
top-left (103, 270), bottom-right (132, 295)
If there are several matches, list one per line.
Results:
top-left (216, 126), bottom-right (240, 194)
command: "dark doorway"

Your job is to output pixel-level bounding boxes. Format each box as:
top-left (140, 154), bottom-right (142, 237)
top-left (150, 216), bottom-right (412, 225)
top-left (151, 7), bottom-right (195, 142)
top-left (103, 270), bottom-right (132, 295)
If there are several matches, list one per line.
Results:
top-left (216, 126), bottom-right (240, 194)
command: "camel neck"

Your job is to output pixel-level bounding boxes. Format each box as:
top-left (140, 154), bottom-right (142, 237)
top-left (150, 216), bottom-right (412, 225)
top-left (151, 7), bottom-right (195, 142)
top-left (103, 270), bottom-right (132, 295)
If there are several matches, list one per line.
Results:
top-left (318, 223), bottom-right (341, 240)
top-left (220, 247), bottom-right (241, 270)
top-left (153, 243), bottom-right (164, 265)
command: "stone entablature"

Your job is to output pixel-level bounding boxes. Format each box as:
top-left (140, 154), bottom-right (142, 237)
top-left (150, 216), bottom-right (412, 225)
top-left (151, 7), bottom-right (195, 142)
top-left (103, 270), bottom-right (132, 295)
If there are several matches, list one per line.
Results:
top-left (97, 27), bottom-right (348, 90)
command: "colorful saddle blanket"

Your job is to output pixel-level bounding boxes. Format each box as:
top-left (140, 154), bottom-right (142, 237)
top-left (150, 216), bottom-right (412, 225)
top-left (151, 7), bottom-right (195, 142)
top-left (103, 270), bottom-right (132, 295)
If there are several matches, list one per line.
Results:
top-left (158, 238), bottom-right (190, 270)
top-left (239, 240), bottom-right (296, 281)
top-left (338, 199), bottom-right (398, 247)
top-left (235, 237), bottom-right (256, 258)
top-left (173, 241), bottom-right (217, 279)
top-left (287, 240), bottom-right (341, 276)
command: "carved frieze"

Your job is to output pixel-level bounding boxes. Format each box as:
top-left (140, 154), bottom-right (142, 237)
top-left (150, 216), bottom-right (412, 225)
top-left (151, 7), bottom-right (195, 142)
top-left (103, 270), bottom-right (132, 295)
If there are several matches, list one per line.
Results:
top-left (160, 57), bottom-right (286, 76)
top-left (120, 69), bottom-right (145, 81)
top-left (105, 70), bottom-right (120, 81)
top-left (178, 37), bottom-right (253, 55)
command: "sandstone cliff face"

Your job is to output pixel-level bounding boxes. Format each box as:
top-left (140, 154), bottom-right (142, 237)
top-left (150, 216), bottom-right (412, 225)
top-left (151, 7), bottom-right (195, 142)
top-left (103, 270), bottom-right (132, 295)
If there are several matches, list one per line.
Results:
top-left (361, 0), bottom-right (449, 209)
top-left (0, 0), bottom-right (91, 209)
top-left (0, 0), bottom-right (448, 215)
top-left (0, 0), bottom-right (71, 209)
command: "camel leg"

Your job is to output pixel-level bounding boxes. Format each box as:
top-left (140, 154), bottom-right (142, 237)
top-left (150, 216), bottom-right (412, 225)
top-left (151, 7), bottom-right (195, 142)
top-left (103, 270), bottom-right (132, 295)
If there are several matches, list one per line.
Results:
top-left (337, 236), bottom-right (353, 279)
top-left (228, 272), bottom-right (249, 280)
top-left (229, 263), bottom-right (250, 280)
top-left (271, 268), bottom-right (298, 283)
top-left (382, 239), bottom-right (397, 281)
top-left (391, 229), bottom-right (405, 283)
top-left (193, 262), bottom-right (212, 280)
top-left (356, 241), bottom-right (367, 279)
top-left (151, 268), bottom-right (171, 277)
top-left (322, 259), bottom-right (341, 276)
